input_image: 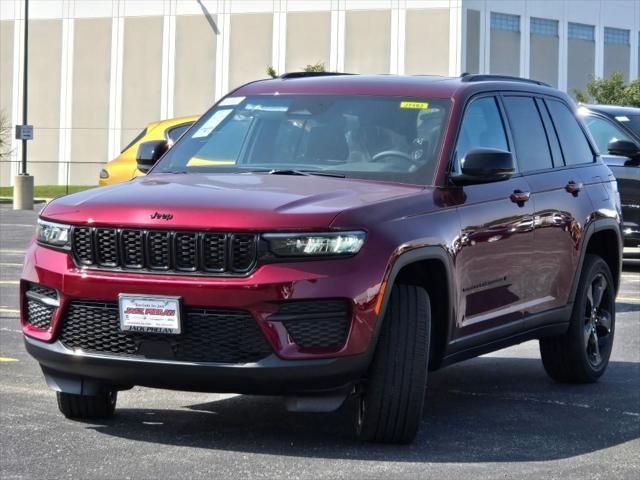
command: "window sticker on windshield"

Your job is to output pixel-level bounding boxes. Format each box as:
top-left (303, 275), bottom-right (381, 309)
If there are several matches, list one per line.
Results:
top-left (400, 101), bottom-right (429, 110)
top-left (219, 96), bottom-right (245, 106)
top-left (244, 103), bottom-right (288, 112)
top-left (615, 115), bottom-right (630, 122)
top-left (192, 109), bottom-right (233, 138)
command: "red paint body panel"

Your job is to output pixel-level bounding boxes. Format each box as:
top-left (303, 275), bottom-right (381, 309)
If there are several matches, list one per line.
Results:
top-left (41, 173), bottom-right (423, 231)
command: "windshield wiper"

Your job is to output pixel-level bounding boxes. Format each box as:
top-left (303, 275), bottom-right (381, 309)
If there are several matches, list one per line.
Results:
top-left (267, 169), bottom-right (345, 178)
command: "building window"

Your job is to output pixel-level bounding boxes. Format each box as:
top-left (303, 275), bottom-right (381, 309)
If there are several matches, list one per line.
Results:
top-left (491, 12), bottom-right (520, 33)
top-left (531, 17), bottom-right (558, 37)
top-left (604, 27), bottom-right (629, 45)
top-left (568, 22), bottom-right (595, 41)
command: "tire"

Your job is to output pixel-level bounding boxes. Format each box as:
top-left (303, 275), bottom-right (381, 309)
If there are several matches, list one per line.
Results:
top-left (355, 284), bottom-right (430, 444)
top-left (540, 254), bottom-right (616, 383)
top-left (56, 390), bottom-right (117, 420)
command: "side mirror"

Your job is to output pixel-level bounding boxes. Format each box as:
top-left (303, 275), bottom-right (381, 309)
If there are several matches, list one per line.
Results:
top-left (451, 148), bottom-right (515, 185)
top-left (607, 139), bottom-right (640, 161)
top-left (136, 140), bottom-right (169, 173)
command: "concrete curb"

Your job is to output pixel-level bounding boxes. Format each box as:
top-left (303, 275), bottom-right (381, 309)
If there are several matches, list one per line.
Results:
top-left (0, 197), bottom-right (50, 204)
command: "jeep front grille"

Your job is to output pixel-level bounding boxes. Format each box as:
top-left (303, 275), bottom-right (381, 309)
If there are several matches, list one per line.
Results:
top-left (59, 301), bottom-right (272, 363)
top-left (71, 227), bottom-right (258, 275)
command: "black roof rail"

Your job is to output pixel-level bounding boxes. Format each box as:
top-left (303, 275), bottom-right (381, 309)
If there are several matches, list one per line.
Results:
top-left (279, 71), bottom-right (355, 79)
top-left (460, 73), bottom-right (551, 87)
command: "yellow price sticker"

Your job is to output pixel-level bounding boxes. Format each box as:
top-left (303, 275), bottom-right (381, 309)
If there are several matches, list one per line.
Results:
top-left (400, 101), bottom-right (429, 110)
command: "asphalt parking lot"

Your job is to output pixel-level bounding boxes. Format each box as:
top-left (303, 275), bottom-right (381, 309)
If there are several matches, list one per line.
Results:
top-left (0, 203), bottom-right (638, 480)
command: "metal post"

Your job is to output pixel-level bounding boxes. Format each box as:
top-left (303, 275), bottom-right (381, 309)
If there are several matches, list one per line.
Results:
top-left (21, 0), bottom-right (28, 175)
top-left (13, 0), bottom-right (34, 210)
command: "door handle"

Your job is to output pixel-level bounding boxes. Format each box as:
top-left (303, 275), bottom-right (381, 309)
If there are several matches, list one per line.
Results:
top-left (565, 181), bottom-right (583, 196)
top-left (510, 190), bottom-right (531, 206)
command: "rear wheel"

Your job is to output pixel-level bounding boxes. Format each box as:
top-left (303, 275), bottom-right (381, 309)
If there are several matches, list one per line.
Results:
top-left (540, 254), bottom-right (615, 383)
top-left (355, 284), bottom-right (430, 443)
top-left (56, 390), bottom-right (117, 419)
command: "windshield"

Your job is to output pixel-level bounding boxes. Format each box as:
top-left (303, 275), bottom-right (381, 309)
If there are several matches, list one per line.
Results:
top-left (613, 114), bottom-right (640, 138)
top-left (154, 95), bottom-right (450, 185)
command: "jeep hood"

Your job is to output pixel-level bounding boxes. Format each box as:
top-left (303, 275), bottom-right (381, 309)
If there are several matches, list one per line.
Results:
top-left (41, 173), bottom-right (424, 230)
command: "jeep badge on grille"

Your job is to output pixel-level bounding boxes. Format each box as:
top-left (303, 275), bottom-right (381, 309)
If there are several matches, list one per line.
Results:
top-left (150, 212), bottom-right (173, 220)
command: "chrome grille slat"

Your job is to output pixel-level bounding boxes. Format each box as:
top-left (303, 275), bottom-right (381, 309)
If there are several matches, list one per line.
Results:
top-left (70, 227), bottom-right (257, 276)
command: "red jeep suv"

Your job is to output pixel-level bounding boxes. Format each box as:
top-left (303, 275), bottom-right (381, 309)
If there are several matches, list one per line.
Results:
top-left (21, 73), bottom-right (622, 443)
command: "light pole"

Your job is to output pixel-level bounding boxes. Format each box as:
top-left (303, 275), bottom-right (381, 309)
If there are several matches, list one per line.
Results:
top-left (13, 0), bottom-right (34, 210)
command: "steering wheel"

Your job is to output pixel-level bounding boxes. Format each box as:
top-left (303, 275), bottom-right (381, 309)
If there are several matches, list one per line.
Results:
top-left (370, 150), bottom-right (419, 167)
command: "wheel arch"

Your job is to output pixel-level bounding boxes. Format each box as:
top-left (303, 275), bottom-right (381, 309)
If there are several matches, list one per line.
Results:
top-left (570, 219), bottom-right (623, 303)
top-left (374, 246), bottom-right (456, 371)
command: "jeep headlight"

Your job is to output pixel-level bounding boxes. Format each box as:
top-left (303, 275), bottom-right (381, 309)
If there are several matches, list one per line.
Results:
top-left (36, 219), bottom-right (71, 249)
top-left (264, 231), bottom-right (366, 257)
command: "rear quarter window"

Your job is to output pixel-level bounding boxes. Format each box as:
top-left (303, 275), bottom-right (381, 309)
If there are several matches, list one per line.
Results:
top-left (546, 99), bottom-right (595, 165)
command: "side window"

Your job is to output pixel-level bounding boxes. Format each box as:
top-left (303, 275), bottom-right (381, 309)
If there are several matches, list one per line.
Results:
top-left (546, 99), bottom-right (595, 165)
top-left (502, 96), bottom-right (553, 172)
top-left (582, 115), bottom-right (632, 155)
top-left (453, 97), bottom-right (509, 173)
top-left (166, 123), bottom-right (193, 144)
top-left (536, 98), bottom-right (564, 167)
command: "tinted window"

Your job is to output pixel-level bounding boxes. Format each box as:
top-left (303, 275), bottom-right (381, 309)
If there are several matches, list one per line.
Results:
top-left (453, 97), bottom-right (508, 173)
top-left (503, 96), bottom-right (553, 172)
top-left (615, 114), bottom-right (640, 137)
top-left (166, 123), bottom-right (193, 143)
top-left (546, 99), bottom-right (594, 165)
top-left (583, 115), bottom-right (632, 154)
top-left (536, 98), bottom-right (564, 167)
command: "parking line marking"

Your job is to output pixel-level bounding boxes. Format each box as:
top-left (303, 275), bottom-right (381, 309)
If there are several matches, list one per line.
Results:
top-left (2, 224), bottom-right (34, 228)
top-left (0, 308), bottom-right (19, 314)
top-left (0, 281), bottom-right (19, 285)
top-left (0, 263), bottom-right (22, 267)
top-left (616, 296), bottom-right (640, 304)
top-left (0, 357), bottom-right (19, 362)
top-left (0, 327), bottom-right (22, 334)
top-left (0, 249), bottom-right (26, 254)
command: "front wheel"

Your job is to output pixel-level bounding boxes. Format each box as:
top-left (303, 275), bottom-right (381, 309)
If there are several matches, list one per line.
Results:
top-left (540, 254), bottom-right (616, 383)
top-left (56, 390), bottom-right (117, 420)
top-left (355, 284), bottom-right (430, 443)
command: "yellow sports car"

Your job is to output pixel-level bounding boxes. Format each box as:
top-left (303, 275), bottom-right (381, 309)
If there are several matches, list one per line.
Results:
top-left (99, 116), bottom-right (198, 186)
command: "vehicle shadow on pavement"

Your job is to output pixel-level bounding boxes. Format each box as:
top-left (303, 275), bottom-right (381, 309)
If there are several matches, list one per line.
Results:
top-left (617, 302), bottom-right (639, 313)
top-left (91, 356), bottom-right (640, 462)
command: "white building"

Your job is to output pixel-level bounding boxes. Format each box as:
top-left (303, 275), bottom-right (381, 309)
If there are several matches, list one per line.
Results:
top-left (0, 0), bottom-right (638, 186)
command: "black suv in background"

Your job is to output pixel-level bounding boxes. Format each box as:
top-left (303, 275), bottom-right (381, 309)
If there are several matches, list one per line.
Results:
top-left (579, 105), bottom-right (640, 247)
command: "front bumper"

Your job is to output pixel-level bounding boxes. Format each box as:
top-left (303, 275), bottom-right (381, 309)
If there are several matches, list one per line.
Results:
top-left (21, 241), bottom-right (390, 392)
top-left (25, 336), bottom-right (370, 395)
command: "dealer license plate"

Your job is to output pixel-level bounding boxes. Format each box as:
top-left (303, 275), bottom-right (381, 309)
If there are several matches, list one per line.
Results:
top-left (119, 294), bottom-right (181, 334)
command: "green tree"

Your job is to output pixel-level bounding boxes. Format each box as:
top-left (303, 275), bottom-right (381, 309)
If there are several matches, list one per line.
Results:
top-left (573, 71), bottom-right (640, 107)
top-left (265, 62), bottom-right (327, 78)
top-left (623, 79), bottom-right (640, 107)
top-left (266, 65), bottom-right (278, 79)
top-left (302, 62), bottom-right (326, 73)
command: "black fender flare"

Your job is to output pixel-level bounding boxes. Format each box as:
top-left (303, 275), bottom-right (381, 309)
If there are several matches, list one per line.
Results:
top-left (568, 218), bottom-right (623, 304)
top-left (367, 245), bottom-right (457, 369)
